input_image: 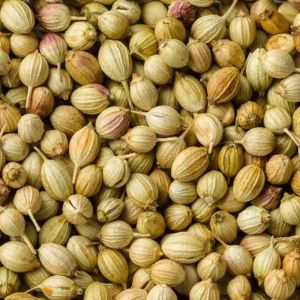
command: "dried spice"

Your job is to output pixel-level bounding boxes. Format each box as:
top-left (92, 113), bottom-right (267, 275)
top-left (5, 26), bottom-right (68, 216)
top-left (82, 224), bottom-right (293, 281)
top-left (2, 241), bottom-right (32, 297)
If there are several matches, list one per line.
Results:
top-left (0, 1), bottom-right (300, 299)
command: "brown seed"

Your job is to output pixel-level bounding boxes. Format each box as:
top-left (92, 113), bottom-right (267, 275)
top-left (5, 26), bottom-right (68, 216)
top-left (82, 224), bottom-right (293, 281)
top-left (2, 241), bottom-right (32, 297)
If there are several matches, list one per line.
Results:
top-left (207, 66), bottom-right (240, 104)
top-left (66, 50), bottom-right (103, 85)
top-left (28, 87), bottom-right (54, 118)
top-left (171, 147), bottom-right (210, 181)
top-left (233, 164), bottom-right (265, 203)
top-left (50, 105), bottom-right (86, 136)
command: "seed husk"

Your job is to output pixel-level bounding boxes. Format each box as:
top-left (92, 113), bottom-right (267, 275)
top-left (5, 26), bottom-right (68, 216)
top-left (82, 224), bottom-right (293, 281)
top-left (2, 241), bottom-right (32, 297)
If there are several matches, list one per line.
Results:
top-left (26, 275), bottom-right (83, 300)
top-left (210, 211), bottom-right (238, 244)
top-left (69, 123), bottom-right (100, 183)
top-left (227, 275), bottom-right (252, 300)
top-left (97, 196), bottom-right (125, 223)
top-left (262, 49), bottom-right (298, 79)
top-left (39, 214), bottom-right (71, 245)
top-left (17, 114), bottom-right (44, 144)
top-left (0, 207), bottom-right (36, 254)
top-left (189, 278), bottom-right (221, 300)
top-left (80, 3), bottom-right (108, 26)
top-left (147, 284), bottom-right (177, 300)
top-left (64, 21), bottom-right (97, 51)
top-left (246, 49), bottom-right (273, 96)
top-left (19, 51), bottom-right (49, 109)
top-left (2, 133), bottom-right (29, 162)
top-left (197, 252), bottom-right (227, 282)
top-left (264, 269), bottom-right (296, 300)
top-left (188, 223), bottom-right (215, 252)
top-left (75, 218), bottom-right (101, 242)
top-left (150, 259), bottom-right (186, 287)
top-left (0, 49), bottom-right (11, 77)
top-left (161, 232), bottom-right (209, 264)
top-left (236, 127), bottom-right (276, 157)
top-left (0, 241), bottom-right (39, 273)
top-left (38, 243), bottom-right (78, 277)
top-left (187, 38), bottom-right (212, 73)
top-left (144, 55), bottom-right (173, 85)
top-left (0, 0), bottom-right (35, 34)
top-left (0, 102), bottom-right (21, 133)
top-left (283, 248), bottom-right (300, 287)
top-left (265, 154), bottom-right (294, 185)
top-left (215, 236), bottom-right (253, 276)
top-left (194, 113), bottom-right (223, 154)
top-left (206, 103), bottom-right (235, 127)
top-left (171, 146), bottom-right (210, 181)
top-left (22, 152), bottom-right (43, 189)
top-left (197, 170), bottom-right (228, 206)
top-left (129, 31), bottom-right (158, 61)
top-left (40, 130), bottom-right (68, 158)
top-left (34, 147), bottom-right (73, 202)
top-left (66, 50), bottom-right (103, 85)
top-left (191, 198), bottom-right (216, 223)
top-left (128, 151), bottom-right (155, 174)
top-left (164, 204), bottom-right (193, 231)
top-left (236, 101), bottom-right (264, 130)
top-left (212, 39), bottom-right (245, 69)
top-left (159, 39), bottom-right (189, 69)
top-left (2, 1), bottom-right (300, 298)
top-left (253, 237), bottom-right (281, 286)
top-left (96, 106), bottom-right (130, 140)
top-left (63, 194), bottom-right (93, 225)
top-left (34, 191), bottom-right (59, 221)
top-left (47, 68), bottom-right (73, 101)
top-left (174, 72), bottom-right (207, 113)
top-left (75, 164), bottom-right (102, 197)
top-left (38, 3), bottom-right (87, 32)
top-left (191, 0), bottom-right (239, 43)
top-left (129, 238), bottom-right (163, 268)
top-left (66, 235), bottom-right (97, 272)
top-left (230, 13), bottom-right (256, 48)
top-left (136, 211), bottom-right (166, 239)
top-left (99, 219), bottom-right (148, 249)
top-left (84, 282), bottom-right (110, 300)
top-left (237, 206), bottom-right (271, 235)
top-left (13, 185), bottom-right (41, 232)
top-left (240, 234), bottom-right (271, 257)
top-left (233, 164), bottom-right (266, 203)
top-left (10, 33), bottom-right (38, 59)
top-left (126, 173), bottom-right (158, 209)
top-left (98, 39), bottom-right (133, 109)
top-left (280, 192), bottom-right (300, 225)
top-left (39, 33), bottom-right (67, 75)
top-left (71, 84), bottom-right (111, 115)
top-left (154, 16), bottom-right (185, 41)
top-left (97, 248), bottom-right (128, 287)
top-left (169, 180), bottom-right (197, 205)
top-left (5, 293), bottom-right (43, 300)
top-left (2, 162), bottom-right (27, 189)
top-left (207, 67), bottom-right (241, 105)
top-left (24, 267), bottom-right (50, 289)
top-left (98, 10), bottom-right (129, 40)
top-left (2, 58), bottom-right (21, 89)
top-left (155, 127), bottom-right (189, 169)
top-left (0, 179), bottom-right (10, 205)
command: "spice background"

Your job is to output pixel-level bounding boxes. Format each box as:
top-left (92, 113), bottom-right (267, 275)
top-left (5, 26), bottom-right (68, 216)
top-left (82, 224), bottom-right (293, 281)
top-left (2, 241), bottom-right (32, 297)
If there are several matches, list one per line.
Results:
top-left (2, 0), bottom-right (300, 299)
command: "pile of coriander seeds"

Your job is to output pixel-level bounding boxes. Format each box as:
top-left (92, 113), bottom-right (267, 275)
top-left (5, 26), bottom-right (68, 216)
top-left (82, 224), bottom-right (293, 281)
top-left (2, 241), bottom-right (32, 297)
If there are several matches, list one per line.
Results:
top-left (3, 0), bottom-right (300, 299)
